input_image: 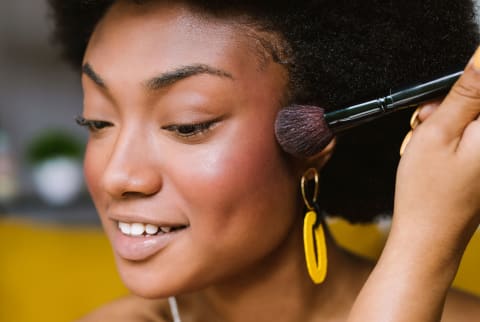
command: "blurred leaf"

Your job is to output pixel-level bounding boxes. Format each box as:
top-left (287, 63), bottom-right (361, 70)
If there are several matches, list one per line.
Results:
top-left (26, 129), bottom-right (84, 164)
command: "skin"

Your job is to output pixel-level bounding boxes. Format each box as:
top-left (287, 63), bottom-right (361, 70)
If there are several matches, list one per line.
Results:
top-left (79, 1), bottom-right (480, 321)
top-left (82, 0), bottom-right (301, 297)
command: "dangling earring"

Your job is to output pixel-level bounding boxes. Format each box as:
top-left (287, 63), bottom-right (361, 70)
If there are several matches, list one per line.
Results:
top-left (301, 167), bottom-right (327, 284)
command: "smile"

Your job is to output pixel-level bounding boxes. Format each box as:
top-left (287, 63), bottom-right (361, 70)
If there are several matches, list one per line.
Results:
top-left (117, 221), bottom-right (188, 237)
top-left (111, 219), bottom-right (189, 261)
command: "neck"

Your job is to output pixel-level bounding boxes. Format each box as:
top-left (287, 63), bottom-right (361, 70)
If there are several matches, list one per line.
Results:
top-left (178, 218), bottom-right (373, 322)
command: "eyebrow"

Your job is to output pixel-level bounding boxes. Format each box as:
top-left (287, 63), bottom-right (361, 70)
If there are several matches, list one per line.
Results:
top-left (145, 64), bottom-right (233, 90)
top-left (82, 63), bottom-right (106, 88)
top-left (82, 62), bottom-right (233, 90)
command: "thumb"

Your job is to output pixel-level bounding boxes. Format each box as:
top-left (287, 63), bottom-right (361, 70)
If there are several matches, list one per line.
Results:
top-left (427, 46), bottom-right (480, 143)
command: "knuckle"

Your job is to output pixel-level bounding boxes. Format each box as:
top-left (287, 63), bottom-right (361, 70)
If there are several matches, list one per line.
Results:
top-left (452, 83), bottom-right (480, 100)
top-left (418, 124), bottom-right (449, 145)
top-left (465, 120), bottom-right (480, 141)
top-left (461, 123), bottom-right (480, 161)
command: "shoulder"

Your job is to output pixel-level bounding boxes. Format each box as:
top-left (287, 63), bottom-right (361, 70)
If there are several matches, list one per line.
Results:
top-left (76, 295), bottom-right (170, 322)
top-left (442, 288), bottom-right (480, 322)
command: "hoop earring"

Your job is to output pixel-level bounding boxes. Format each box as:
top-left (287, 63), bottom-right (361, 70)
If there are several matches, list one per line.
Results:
top-left (301, 168), bottom-right (327, 284)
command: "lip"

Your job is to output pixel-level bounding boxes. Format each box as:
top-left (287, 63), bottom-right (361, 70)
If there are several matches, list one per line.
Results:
top-left (111, 225), bottom-right (187, 261)
top-left (108, 213), bottom-right (189, 261)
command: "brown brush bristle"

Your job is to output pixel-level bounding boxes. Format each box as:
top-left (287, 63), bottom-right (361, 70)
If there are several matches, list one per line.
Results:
top-left (274, 105), bottom-right (333, 157)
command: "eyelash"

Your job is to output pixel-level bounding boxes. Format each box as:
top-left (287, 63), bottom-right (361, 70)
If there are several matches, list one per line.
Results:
top-left (162, 119), bottom-right (219, 138)
top-left (75, 115), bottom-right (219, 138)
top-left (75, 116), bottom-right (112, 132)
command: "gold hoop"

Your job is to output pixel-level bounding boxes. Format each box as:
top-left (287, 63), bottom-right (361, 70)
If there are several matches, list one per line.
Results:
top-left (301, 168), bottom-right (319, 210)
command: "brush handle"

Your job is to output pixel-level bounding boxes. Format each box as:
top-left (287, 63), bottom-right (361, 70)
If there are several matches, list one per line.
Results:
top-left (325, 71), bottom-right (463, 132)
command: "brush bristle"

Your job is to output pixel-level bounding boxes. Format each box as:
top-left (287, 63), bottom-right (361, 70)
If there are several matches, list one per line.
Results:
top-left (274, 104), bottom-right (333, 157)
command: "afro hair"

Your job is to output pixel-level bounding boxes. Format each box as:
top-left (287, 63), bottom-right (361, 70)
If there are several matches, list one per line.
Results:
top-left (49, 0), bottom-right (479, 222)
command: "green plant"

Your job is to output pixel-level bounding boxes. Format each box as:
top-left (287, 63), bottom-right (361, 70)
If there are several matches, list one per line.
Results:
top-left (26, 129), bottom-right (84, 164)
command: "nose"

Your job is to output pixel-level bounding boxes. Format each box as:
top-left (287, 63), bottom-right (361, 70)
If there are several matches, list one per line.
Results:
top-left (101, 132), bottom-right (162, 199)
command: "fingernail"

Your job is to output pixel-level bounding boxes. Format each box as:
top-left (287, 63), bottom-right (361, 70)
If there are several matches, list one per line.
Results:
top-left (417, 103), bottom-right (438, 121)
top-left (473, 46), bottom-right (480, 71)
top-left (399, 130), bottom-right (413, 156)
top-left (409, 107), bottom-right (420, 129)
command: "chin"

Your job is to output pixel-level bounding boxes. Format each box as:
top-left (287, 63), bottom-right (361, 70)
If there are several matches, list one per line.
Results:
top-left (115, 257), bottom-right (205, 299)
top-left (126, 283), bottom-right (173, 299)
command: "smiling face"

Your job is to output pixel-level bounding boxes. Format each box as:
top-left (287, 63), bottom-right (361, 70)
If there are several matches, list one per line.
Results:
top-left (82, 1), bottom-right (304, 297)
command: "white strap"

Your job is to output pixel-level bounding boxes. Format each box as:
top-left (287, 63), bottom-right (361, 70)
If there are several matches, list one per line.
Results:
top-left (168, 296), bottom-right (182, 322)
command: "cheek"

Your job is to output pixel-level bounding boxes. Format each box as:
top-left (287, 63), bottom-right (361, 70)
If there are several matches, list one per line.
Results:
top-left (169, 117), bottom-right (298, 240)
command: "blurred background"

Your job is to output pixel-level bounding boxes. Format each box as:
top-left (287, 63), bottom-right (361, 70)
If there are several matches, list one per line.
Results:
top-left (0, 2), bottom-right (127, 321)
top-left (1, 1), bottom-right (480, 321)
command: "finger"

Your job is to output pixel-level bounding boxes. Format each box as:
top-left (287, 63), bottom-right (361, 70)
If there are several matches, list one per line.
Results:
top-left (458, 118), bottom-right (480, 160)
top-left (424, 47), bottom-right (480, 143)
top-left (409, 108), bottom-right (421, 129)
top-left (401, 101), bottom-right (442, 156)
top-left (417, 100), bottom-right (441, 123)
top-left (399, 130), bottom-right (413, 156)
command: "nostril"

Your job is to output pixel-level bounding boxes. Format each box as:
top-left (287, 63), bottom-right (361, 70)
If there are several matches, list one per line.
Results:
top-left (101, 163), bottom-right (163, 199)
top-left (120, 191), bottom-right (156, 199)
top-left (98, 136), bottom-right (163, 199)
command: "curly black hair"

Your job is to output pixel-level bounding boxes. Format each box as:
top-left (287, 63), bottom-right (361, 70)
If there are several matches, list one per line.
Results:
top-left (48, 0), bottom-right (479, 222)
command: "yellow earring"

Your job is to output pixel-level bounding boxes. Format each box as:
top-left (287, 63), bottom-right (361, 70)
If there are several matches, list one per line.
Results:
top-left (301, 168), bottom-right (327, 284)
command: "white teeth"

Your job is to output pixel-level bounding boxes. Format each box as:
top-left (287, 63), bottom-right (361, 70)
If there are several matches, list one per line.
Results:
top-left (160, 226), bottom-right (172, 233)
top-left (118, 222), bottom-right (131, 235)
top-left (145, 224), bottom-right (159, 235)
top-left (130, 223), bottom-right (145, 236)
top-left (117, 222), bottom-right (169, 236)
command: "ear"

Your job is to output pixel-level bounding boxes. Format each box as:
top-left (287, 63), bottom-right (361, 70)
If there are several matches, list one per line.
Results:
top-left (305, 138), bottom-right (336, 169)
top-left (289, 138), bottom-right (336, 178)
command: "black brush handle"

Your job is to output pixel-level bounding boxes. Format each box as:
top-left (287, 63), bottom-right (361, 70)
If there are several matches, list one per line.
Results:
top-left (325, 71), bottom-right (462, 132)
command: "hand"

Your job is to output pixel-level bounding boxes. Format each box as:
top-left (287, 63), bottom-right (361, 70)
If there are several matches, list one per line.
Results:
top-left (394, 51), bottom-right (480, 253)
top-left (348, 48), bottom-right (480, 322)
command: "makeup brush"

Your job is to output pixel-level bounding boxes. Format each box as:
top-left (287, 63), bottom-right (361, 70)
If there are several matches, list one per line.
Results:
top-left (275, 71), bottom-right (462, 157)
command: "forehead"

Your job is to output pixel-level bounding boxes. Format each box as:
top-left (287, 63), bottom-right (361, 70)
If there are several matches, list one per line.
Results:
top-left (92, 1), bottom-right (239, 48)
top-left (85, 1), bottom-right (274, 81)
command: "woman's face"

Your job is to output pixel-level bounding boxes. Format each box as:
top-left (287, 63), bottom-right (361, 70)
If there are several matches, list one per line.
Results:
top-left (83, 1), bottom-right (302, 297)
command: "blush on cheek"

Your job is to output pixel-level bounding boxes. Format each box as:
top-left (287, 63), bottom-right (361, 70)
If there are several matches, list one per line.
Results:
top-left (172, 127), bottom-right (290, 232)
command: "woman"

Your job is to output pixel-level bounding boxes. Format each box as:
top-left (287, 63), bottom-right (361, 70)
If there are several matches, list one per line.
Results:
top-left (49, 0), bottom-right (480, 321)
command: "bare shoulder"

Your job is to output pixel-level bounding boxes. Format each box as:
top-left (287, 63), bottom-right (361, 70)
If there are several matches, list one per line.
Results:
top-left (442, 288), bottom-right (480, 322)
top-left (76, 295), bottom-right (170, 322)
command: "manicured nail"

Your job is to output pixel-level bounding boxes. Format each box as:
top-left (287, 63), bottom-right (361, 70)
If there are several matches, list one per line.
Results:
top-left (473, 46), bottom-right (480, 71)
top-left (399, 130), bottom-right (413, 156)
top-left (409, 107), bottom-right (420, 129)
top-left (417, 103), bottom-right (439, 122)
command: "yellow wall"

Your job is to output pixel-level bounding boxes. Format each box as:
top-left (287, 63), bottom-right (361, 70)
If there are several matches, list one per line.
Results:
top-left (329, 218), bottom-right (480, 295)
top-left (0, 218), bottom-right (127, 322)
top-left (0, 217), bottom-right (478, 322)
